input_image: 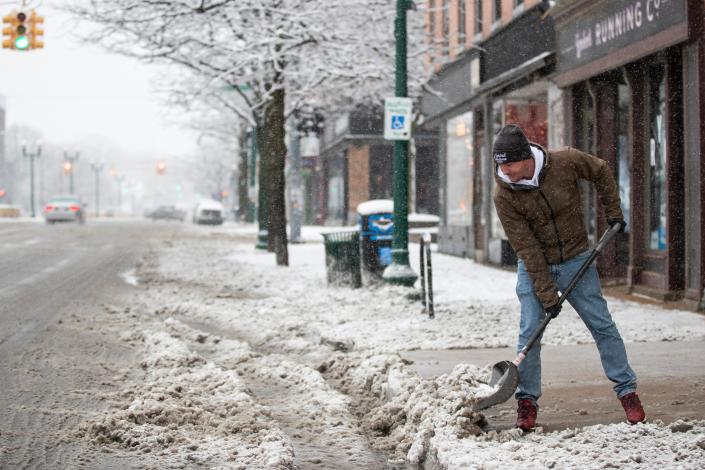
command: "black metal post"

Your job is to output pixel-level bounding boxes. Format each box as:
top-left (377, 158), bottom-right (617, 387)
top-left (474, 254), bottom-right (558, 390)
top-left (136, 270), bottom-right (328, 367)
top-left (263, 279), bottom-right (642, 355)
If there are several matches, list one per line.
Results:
top-left (90, 162), bottom-right (104, 218)
top-left (22, 144), bottom-right (41, 218)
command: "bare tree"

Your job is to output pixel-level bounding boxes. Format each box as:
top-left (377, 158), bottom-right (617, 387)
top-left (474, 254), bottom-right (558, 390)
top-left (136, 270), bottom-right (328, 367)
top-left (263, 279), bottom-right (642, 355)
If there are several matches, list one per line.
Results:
top-left (66, 0), bottom-right (431, 265)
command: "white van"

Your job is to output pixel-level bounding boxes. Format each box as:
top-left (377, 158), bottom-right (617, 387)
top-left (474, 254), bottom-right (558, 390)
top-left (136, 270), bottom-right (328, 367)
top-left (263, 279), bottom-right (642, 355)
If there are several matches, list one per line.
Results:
top-left (193, 200), bottom-right (224, 225)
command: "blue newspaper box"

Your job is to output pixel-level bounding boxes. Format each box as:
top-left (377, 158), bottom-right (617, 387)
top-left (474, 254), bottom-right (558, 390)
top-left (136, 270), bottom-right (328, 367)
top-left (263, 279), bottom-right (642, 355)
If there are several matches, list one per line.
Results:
top-left (357, 199), bottom-right (394, 276)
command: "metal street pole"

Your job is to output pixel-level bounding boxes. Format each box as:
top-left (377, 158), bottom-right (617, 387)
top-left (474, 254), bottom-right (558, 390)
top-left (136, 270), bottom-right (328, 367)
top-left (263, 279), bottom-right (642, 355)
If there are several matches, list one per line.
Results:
top-left (115, 175), bottom-right (125, 213)
top-left (288, 116), bottom-right (303, 244)
top-left (383, 0), bottom-right (418, 287)
top-left (64, 151), bottom-right (80, 195)
top-left (22, 143), bottom-right (42, 218)
top-left (90, 162), bottom-right (104, 218)
top-left (254, 127), bottom-right (269, 250)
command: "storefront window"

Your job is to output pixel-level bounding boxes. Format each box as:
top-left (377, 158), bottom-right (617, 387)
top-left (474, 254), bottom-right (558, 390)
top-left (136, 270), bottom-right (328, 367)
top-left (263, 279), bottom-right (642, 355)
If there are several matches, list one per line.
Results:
top-left (616, 82), bottom-right (631, 233)
top-left (327, 174), bottom-right (344, 222)
top-left (490, 84), bottom-right (549, 239)
top-left (326, 152), bottom-right (346, 223)
top-left (573, 83), bottom-right (596, 242)
top-left (647, 64), bottom-right (667, 251)
top-left (445, 111), bottom-right (473, 226)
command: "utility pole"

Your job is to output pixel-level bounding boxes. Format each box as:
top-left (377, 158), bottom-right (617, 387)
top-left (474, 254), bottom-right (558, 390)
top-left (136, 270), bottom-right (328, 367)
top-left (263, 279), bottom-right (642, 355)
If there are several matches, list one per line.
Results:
top-left (383, 0), bottom-right (418, 287)
top-left (90, 161), bottom-right (104, 218)
top-left (63, 150), bottom-right (79, 195)
top-left (22, 142), bottom-right (41, 218)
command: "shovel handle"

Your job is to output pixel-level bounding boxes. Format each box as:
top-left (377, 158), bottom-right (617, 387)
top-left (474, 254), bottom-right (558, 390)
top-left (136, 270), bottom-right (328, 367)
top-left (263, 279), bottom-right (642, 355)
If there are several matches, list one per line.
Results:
top-left (514, 223), bottom-right (622, 366)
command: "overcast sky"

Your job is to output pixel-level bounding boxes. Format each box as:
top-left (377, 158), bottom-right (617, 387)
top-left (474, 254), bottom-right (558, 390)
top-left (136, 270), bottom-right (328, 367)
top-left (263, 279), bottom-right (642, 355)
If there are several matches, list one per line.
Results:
top-left (0, 1), bottom-right (199, 160)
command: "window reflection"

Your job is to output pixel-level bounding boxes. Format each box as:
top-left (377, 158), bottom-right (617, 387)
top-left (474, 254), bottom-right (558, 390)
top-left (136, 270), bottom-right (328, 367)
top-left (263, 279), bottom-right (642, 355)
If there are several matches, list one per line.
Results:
top-left (446, 111), bottom-right (474, 226)
top-left (648, 63), bottom-right (667, 251)
top-left (617, 82), bottom-right (630, 234)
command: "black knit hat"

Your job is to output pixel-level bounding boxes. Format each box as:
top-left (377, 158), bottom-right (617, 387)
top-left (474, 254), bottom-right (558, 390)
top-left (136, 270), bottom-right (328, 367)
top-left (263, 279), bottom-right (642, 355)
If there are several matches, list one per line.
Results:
top-left (492, 124), bottom-right (532, 164)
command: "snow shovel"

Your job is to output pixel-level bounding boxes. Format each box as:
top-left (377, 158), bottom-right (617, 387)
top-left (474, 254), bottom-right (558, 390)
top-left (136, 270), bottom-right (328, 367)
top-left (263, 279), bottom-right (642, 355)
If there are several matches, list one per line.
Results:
top-left (473, 223), bottom-right (623, 411)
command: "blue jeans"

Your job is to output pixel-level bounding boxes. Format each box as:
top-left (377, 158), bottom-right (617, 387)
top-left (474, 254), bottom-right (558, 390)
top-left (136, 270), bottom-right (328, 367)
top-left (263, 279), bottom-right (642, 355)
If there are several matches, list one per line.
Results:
top-left (515, 250), bottom-right (637, 404)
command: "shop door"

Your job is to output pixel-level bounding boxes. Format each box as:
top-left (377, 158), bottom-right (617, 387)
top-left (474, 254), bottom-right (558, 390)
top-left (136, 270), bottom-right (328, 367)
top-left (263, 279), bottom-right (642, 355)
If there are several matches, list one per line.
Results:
top-left (640, 54), bottom-right (685, 292)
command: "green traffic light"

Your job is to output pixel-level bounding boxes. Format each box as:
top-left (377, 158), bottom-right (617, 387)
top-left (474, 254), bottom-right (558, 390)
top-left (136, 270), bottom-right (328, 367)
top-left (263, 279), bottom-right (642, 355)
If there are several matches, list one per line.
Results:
top-left (14, 35), bottom-right (29, 50)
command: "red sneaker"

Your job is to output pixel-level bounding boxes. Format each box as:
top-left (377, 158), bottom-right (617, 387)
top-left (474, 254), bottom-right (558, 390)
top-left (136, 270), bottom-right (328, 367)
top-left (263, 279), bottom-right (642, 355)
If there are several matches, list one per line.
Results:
top-left (516, 399), bottom-right (537, 430)
top-left (619, 392), bottom-right (645, 424)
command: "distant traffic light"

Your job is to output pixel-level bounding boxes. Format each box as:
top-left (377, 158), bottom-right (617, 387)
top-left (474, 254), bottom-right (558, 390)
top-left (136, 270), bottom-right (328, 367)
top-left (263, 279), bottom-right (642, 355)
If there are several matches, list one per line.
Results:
top-left (63, 161), bottom-right (73, 175)
top-left (156, 161), bottom-right (167, 175)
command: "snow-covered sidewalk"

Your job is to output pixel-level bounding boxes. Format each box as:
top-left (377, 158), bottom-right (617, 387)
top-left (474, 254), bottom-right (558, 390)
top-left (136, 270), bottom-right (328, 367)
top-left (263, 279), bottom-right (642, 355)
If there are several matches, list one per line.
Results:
top-left (79, 224), bottom-right (705, 469)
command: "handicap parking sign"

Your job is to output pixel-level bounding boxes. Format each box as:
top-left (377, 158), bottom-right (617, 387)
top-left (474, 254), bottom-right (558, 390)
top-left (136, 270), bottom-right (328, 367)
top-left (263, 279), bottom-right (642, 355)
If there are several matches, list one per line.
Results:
top-left (384, 97), bottom-right (412, 140)
top-left (391, 114), bottom-right (405, 130)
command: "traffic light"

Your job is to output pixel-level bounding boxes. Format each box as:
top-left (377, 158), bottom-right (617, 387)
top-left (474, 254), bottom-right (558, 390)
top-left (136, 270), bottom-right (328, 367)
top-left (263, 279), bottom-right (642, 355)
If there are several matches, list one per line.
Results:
top-left (2, 10), bottom-right (43, 50)
top-left (28, 10), bottom-right (43, 50)
top-left (63, 161), bottom-right (73, 175)
top-left (156, 162), bottom-right (167, 175)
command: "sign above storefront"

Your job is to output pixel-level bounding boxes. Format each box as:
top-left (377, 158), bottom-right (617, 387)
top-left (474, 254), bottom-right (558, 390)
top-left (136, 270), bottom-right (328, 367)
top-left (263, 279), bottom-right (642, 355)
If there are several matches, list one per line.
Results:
top-left (555, 0), bottom-right (688, 86)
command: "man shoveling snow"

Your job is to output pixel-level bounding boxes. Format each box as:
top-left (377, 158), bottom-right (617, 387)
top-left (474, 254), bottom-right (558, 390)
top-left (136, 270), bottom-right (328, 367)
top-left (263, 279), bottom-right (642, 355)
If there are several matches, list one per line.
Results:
top-left (491, 124), bottom-right (645, 431)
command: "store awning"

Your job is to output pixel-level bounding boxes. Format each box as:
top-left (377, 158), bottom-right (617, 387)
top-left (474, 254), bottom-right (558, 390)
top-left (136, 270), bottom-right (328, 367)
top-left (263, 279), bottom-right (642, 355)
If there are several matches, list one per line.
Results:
top-left (474, 51), bottom-right (554, 97)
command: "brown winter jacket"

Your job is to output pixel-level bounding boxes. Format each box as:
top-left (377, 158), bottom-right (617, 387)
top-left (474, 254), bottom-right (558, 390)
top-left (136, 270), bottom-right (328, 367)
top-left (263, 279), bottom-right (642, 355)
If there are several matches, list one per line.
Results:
top-left (493, 145), bottom-right (623, 309)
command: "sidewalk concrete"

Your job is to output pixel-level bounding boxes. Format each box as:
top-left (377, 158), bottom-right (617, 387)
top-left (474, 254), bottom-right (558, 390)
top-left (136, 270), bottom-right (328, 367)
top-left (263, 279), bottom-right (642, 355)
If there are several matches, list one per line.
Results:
top-left (401, 341), bottom-right (705, 432)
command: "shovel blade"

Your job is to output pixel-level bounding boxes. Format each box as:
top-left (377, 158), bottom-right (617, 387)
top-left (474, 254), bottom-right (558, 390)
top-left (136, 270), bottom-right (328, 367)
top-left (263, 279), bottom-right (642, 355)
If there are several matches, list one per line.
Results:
top-left (473, 360), bottom-right (520, 411)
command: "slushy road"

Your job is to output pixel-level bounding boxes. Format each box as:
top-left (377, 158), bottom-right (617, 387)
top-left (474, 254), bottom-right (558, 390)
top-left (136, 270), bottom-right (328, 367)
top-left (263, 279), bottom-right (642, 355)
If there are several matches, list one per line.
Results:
top-left (0, 220), bottom-right (177, 469)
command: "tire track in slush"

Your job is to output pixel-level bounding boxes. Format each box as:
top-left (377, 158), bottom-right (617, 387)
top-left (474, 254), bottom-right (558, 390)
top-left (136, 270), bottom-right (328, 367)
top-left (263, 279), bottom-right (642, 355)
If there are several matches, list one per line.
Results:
top-left (176, 319), bottom-right (415, 470)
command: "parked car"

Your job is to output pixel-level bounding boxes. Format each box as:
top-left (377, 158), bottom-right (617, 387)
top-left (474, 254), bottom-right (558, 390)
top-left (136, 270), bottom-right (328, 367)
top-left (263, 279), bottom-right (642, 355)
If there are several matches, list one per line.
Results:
top-left (193, 200), bottom-right (224, 225)
top-left (44, 195), bottom-right (85, 224)
top-left (149, 205), bottom-right (186, 222)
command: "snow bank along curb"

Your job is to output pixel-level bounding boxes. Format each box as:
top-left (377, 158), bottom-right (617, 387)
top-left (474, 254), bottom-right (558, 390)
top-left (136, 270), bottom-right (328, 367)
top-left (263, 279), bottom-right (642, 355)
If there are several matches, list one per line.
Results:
top-left (78, 316), bottom-right (295, 469)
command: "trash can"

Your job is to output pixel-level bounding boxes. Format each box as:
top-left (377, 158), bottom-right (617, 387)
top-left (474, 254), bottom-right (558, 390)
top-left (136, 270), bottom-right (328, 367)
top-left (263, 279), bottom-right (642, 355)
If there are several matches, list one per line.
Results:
top-left (322, 231), bottom-right (362, 288)
top-left (357, 199), bottom-right (394, 277)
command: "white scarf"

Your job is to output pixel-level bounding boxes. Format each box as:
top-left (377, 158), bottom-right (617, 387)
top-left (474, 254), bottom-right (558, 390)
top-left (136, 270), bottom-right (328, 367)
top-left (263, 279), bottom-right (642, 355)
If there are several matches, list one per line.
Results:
top-left (497, 145), bottom-right (545, 187)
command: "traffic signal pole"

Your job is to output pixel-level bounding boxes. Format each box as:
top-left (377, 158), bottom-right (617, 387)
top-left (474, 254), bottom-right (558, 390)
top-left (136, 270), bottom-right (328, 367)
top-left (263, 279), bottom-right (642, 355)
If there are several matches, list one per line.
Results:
top-left (64, 151), bottom-right (79, 195)
top-left (90, 162), bottom-right (104, 218)
top-left (383, 0), bottom-right (417, 287)
top-left (115, 175), bottom-right (125, 213)
top-left (22, 144), bottom-right (41, 218)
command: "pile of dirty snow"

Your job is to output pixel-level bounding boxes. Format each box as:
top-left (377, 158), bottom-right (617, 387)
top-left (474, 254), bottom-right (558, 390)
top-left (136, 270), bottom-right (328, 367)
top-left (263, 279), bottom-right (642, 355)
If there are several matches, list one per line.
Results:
top-left (433, 419), bottom-right (705, 469)
top-left (78, 320), bottom-right (294, 469)
top-left (320, 352), bottom-right (492, 464)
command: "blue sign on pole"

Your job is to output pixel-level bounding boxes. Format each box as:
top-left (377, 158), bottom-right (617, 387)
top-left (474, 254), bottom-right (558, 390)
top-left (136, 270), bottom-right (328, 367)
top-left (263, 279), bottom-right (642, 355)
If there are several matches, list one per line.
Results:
top-left (391, 115), bottom-right (405, 130)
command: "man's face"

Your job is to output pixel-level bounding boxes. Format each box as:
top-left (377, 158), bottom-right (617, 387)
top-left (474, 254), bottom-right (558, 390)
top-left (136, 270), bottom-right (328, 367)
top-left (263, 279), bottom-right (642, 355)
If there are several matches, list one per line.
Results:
top-left (499, 159), bottom-right (534, 182)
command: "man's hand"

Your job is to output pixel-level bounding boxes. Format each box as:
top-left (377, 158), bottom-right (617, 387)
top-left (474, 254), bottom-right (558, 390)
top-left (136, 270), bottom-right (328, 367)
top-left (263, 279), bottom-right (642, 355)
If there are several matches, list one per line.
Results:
top-left (608, 218), bottom-right (626, 233)
top-left (546, 304), bottom-right (562, 318)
